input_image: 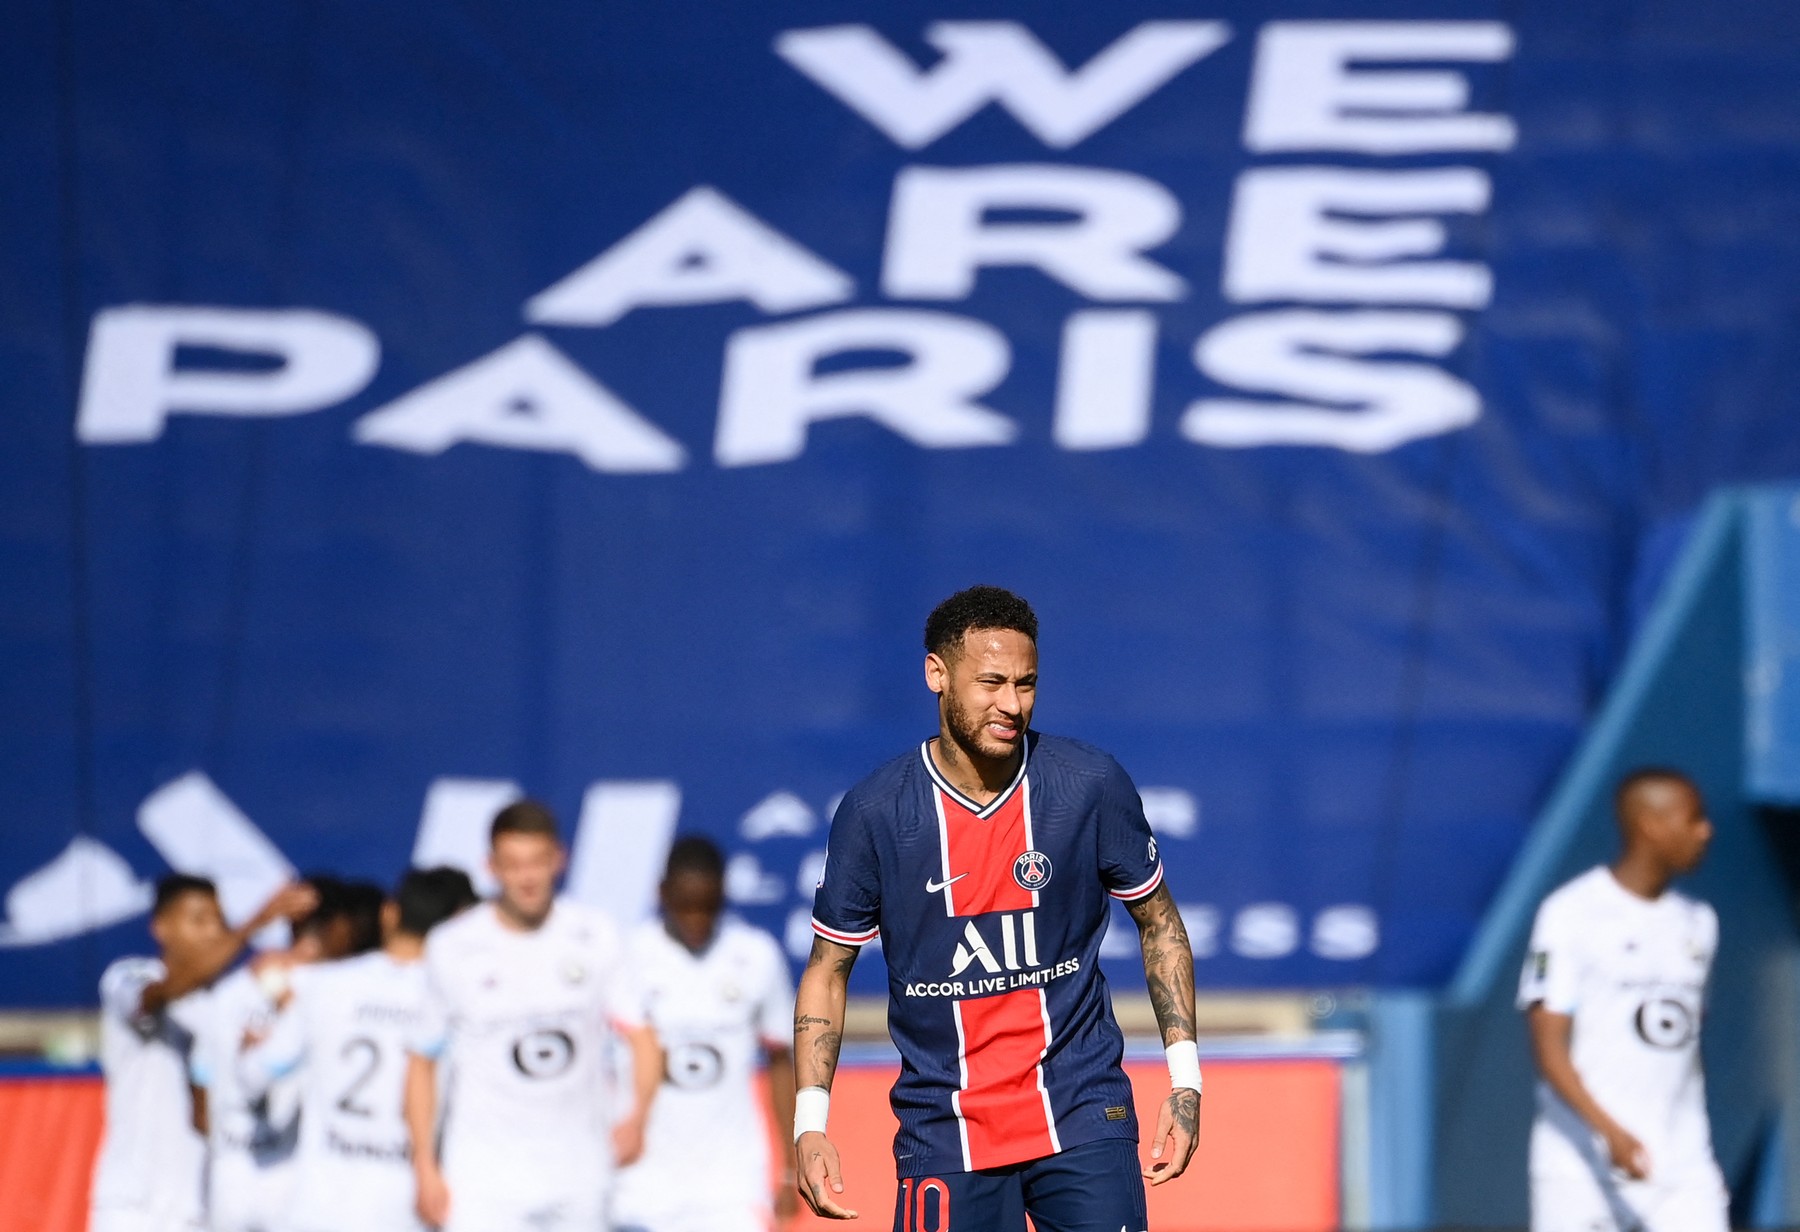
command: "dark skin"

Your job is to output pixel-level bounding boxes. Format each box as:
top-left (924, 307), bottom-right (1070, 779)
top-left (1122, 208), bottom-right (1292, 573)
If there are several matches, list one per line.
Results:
top-left (792, 627), bottom-right (1201, 1218)
top-left (144, 881), bottom-right (319, 1017)
top-left (143, 881), bottom-right (318, 1137)
top-left (661, 867), bottom-right (799, 1229)
top-left (1524, 775), bottom-right (1714, 1181)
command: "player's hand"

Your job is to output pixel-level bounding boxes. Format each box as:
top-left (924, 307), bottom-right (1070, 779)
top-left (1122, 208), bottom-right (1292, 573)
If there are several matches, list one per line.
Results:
top-left (414, 1161), bottom-right (451, 1228)
top-left (612, 1113), bottom-right (647, 1167)
top-left (247, 882), bottom-right (320, 934)
top-left (795, 1130), bottom-right (858, 1219)
top-left (1143, 1088), bottom-right (1200, 1186)
top-left (1602, 1123), bottom-right (1651, 1180)
top-left (774, 1175), bottom-right (800, 1228)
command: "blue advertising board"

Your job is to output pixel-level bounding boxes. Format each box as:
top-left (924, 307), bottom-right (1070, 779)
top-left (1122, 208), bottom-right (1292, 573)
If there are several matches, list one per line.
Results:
top-left (5, 0), bottom-right (1800, 1004)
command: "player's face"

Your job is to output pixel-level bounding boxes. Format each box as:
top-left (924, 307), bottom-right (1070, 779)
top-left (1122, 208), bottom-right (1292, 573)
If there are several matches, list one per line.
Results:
top-left (1644, 781), bottom-right (1713, 874)
top-left (928, 628), bottom-right (1037, 765)
top-left (489, 831), bottom-right (565, 924)
top-left (661, 869), bottom-right (725, 952)
top-left (150, 889), bottom-right (229, 962)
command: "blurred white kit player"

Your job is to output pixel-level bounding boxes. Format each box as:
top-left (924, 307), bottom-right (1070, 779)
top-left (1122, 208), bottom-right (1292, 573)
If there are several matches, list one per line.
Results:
top-left (239, 955), bottom-right (420, 1232)
top-left (192, 965), bottom-right (303, 1232)
top-left (1518, 769), bottom-right (1727, 1232)
top-left (90, 875), bottom-right (317, 1232)
top-left (238, 867), bottom-right (475, 1232)
top-left (90, 958), bottom-right (210, 1232)
top-left (612, 913), bottom-right (795, 1232)
top-left (406, 800), bottom-right (659, 1232)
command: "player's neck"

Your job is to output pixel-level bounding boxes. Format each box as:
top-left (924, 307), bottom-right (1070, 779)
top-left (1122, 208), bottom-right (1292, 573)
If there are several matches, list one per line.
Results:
top-left (929, 733), bottom-right (1022, 804)
top-left (384, 934), bottom-right (425, 962)
top-left (1609, 855), bottom-right (1673, 901)
top-left (494, 897), bottom-right (554, 932)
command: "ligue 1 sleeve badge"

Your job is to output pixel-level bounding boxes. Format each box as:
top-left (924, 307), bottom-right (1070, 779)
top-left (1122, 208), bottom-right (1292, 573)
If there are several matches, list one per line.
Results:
top-left (1013, 850), bottom-right (1052, 891)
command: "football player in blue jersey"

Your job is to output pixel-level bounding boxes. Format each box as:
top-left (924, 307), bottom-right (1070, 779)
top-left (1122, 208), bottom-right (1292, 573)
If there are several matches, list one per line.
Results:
top-left (794, 585), bottom-right (1201, 1231)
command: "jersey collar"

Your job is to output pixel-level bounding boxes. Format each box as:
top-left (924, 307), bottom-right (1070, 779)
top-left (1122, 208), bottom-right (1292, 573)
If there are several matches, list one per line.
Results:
top-left (919, 732), bottom-right (1031, 819)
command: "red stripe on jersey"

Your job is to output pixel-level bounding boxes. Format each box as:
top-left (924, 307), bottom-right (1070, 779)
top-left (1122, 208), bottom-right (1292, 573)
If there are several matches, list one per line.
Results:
top-left (939, 785), bottom-right (1036, 918)
top-left (811, 918), bottom-right (879, 946)
top-left (952, 988), bottom-right (1058, 1169)
top-left (1110, 863), bottom-right (1164, 902)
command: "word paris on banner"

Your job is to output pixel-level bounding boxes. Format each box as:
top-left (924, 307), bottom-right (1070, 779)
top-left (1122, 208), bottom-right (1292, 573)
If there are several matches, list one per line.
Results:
top-left (76, 21), bottom-right (1512, 465)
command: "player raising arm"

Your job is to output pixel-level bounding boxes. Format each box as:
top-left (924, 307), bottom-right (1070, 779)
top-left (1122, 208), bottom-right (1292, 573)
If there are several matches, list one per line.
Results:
top-left (238, 867), bottom-right (478, 1232)
top-left (89, 875), bottom-right (317, 1232)
top-left (794, 586), bottom-right (1201, 1231)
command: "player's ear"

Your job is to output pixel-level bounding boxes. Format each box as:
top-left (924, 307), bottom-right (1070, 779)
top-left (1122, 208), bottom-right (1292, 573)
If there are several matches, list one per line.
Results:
top-left (380, 899), bottom-right (400, 940)
top-left (924, 652), bottom-right (948, 695)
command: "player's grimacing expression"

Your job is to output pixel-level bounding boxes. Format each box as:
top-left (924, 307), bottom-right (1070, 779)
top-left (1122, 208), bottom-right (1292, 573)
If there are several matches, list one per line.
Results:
top-left (150, 888), bottom-right (229, 961)
top-left (928, 627), bottom-right (1038, 764)
top-left (661, 868), bottom-right (725, 952)
top-left (489, 831), bottom-right (565, 924)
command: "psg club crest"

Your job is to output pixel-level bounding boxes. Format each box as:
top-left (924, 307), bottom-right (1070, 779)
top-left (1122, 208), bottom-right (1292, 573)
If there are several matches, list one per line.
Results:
top-left (1013, 850), bottom-right (1052, 891)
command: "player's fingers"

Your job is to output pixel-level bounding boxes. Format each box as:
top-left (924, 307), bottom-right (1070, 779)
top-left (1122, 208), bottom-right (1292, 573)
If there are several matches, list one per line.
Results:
top-left (1149, 1099), bottom-right (1175, 1160)
top-left (804, 1175), bottom-right (858, 1219)
top-left (1151, 1127), bottom-right (1199, 1185)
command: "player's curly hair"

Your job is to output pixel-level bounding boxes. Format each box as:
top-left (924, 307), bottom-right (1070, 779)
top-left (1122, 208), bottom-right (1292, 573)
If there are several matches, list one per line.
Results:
top-left (924, 586), bottom-right (1038, 658)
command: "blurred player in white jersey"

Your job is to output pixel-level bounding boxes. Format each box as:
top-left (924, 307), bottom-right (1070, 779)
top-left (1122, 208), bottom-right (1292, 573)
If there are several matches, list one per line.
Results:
top-left (1518, 767), bottom-right (1728, 1232)
top-left (612, 836), bottom-right (797, 1232)
top-left (90, 874), bottom-right (316, 1232)
top-left (238, 866), bottom-right (478, 1232)
top-left (405, 800), bottom-right (663, 1232)
top-left (193, 876), bottom-right (382, 1232)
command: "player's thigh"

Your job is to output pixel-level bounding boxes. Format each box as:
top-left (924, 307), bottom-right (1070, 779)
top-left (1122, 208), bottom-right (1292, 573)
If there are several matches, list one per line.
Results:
top-left (444, 1186), bottom-right (606, 1232)
top-left (1019, 1140), bottom-right (1148, 1232)
top-left (1643, 1173), bottom-right (1729, 1232)
top-left (1529, 1172), bottom-right (1631, 1232)
top-left (892, 1169), bottom-right (1025, 1232)
top-left (617, 1205), bottom-right (767, 1232)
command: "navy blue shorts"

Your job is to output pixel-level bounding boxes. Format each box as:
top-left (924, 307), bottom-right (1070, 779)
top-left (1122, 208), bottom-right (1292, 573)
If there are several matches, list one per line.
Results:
top-left (892, 1138), bottom-right (1149, 1232)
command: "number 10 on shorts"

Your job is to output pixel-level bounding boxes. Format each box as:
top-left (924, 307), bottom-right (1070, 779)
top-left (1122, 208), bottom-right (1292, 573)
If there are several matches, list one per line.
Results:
top-left (899, 1177), bottom-right (951, 1232)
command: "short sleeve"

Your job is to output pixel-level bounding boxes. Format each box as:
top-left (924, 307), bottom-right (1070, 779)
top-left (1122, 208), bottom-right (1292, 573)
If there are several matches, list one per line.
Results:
top-left (753, 932), bottom-right (796, 1049)
top-left (185, 993), bottom-right (222, 1088)
top-left (811, 794), bottom-right (882, 947)
top-left (1517, 897), bottom-right (1582, 1014)
top-left (239, 994), bottom-right (307, 1099)
top-left (1096, 760), bottom-right (1163, 902)
top-left (408, 939), bottom-right (452, 1059)
top-left (603, 932), bottom-right (647, 1033)
top-left (99, 959), bottom-right (160, 1038)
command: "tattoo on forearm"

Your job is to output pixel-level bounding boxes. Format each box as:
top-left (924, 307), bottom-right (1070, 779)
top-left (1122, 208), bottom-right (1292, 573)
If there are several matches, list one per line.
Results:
top-left (795, 1014), bottom-right (832, 1031)
top-left (806, 936), bottom-right (860, 980)
top-left (810, 1029), bottom-right (842, 1086)
top-left (1129, 885), bottom-right (1197, 1044)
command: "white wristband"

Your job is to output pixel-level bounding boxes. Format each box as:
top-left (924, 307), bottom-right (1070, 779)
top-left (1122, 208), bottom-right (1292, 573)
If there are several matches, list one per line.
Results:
top-left (1166, 1040), bottom-right (1202, 1094)
top-left (794, 1085), bottom-right (830, 1141)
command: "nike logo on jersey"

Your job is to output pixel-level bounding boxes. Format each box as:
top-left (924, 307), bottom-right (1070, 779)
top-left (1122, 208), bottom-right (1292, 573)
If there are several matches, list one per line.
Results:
top-left (924, 873), bottom-right (969, 894)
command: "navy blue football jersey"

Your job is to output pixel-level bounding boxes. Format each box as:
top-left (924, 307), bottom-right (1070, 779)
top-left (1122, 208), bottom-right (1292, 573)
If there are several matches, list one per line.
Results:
top-left (811, 732), bottom-right (1164, 1175)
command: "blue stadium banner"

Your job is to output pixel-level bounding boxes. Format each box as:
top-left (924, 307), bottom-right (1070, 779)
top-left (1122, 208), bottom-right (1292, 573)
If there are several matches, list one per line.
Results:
top-left (5, 0), bottom-right (1800, 1005)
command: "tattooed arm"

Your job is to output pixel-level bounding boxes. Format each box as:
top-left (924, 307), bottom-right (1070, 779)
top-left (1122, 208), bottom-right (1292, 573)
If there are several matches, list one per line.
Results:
top-left (1126, 883), bottom-right (1201, 1185)
top-left (793, 936), bottom-right (860, 1219)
